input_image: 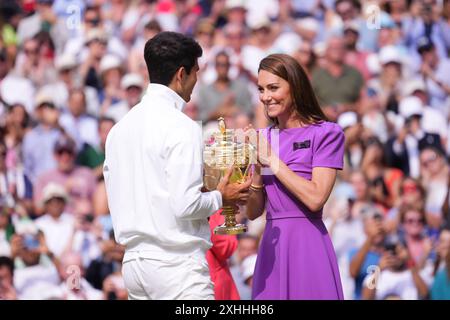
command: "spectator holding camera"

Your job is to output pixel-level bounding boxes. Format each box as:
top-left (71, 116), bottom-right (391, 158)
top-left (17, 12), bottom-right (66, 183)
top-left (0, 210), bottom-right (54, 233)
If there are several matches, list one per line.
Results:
top-left (361, 239), bottom-right (430, 300)
top-left (361, 136), bottom-right (403, 211)
top-left (386, 96), bottom-right (443, 179)
top-left (348, 209), bottom-right (386, 299)
top-left (10, 222), bottom-right (60, 299)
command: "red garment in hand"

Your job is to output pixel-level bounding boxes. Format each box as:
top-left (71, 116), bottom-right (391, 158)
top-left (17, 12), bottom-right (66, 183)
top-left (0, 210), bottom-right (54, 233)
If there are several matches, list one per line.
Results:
top-left (206, 210), bottom-right (240, 300)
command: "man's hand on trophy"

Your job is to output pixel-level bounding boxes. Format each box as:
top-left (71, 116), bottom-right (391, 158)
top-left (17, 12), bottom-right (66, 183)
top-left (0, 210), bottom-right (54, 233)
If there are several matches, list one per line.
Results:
top-left (217, 166), bottom-right (252, 206)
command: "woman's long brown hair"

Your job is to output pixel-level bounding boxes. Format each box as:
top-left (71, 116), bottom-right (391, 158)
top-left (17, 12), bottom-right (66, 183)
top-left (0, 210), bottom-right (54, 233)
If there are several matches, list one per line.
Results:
top-left (258, 53), bottom-right (327, 126)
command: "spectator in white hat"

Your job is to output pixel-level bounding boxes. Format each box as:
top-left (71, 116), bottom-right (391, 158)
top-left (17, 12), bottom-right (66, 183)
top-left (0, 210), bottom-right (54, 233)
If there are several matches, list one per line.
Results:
top-left (385, 96), bottom-right (444, 179)
top-left (59, 88), bottom-right (99, 152)
top-left (79, 28), bottom-right (109, 92)
top-left (98, 54), bottom-right (124, 115)
top-left (225, 0), bottom-right (247, 26)
top-left (104, 73), bottom-right (144, 123)
top-left (21, 94), bottom-right (62, 183)
top-left (38, 53), bottom-right (101, 117)
top-left (402, 78), bottom-right (448, 149)
top-left (366, 45), bottom-right (405, 120)
top-left (34, 183), bottom-right (75, 259)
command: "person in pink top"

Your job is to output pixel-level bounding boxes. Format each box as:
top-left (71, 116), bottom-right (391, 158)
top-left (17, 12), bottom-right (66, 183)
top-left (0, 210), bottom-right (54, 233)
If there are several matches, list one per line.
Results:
top-left (33, 135), bottom-right (96, 217)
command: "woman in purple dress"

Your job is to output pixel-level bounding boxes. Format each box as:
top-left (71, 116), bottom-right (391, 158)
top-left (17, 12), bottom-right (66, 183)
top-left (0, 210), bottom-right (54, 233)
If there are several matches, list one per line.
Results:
top-left (245, 54), bottom-right (345, 300)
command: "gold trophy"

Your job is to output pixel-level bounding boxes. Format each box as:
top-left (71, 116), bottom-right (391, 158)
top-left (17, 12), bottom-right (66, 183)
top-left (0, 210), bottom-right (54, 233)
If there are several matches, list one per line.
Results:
top-left (203, 118), bottom-right (255, 235)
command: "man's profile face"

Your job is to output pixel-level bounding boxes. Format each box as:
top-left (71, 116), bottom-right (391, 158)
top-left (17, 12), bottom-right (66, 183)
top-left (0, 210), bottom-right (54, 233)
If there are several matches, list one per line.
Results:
top-left (181, 61), bottom-right (199, 102)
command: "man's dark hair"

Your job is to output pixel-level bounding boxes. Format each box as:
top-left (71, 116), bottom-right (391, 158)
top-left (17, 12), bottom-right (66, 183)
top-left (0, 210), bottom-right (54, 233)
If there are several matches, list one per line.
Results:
top-left (144, 32), bottom-right (202, 86)
top-left (0, 256), bottom-right (14, 277)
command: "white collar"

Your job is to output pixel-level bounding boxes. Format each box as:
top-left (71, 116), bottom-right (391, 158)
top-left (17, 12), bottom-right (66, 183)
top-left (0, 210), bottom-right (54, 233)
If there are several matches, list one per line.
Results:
top-left (145, 83), bottom-right (186, 112)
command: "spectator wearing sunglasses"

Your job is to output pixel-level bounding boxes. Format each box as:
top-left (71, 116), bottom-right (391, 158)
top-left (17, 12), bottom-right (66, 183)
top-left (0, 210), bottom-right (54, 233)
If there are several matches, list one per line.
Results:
top-left (33, 135), bottom-right (96, 217)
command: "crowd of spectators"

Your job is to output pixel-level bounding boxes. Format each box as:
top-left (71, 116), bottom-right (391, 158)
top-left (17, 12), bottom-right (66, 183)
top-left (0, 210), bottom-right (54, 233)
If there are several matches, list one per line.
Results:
top-left (0, 0), bottom-right (450, 300)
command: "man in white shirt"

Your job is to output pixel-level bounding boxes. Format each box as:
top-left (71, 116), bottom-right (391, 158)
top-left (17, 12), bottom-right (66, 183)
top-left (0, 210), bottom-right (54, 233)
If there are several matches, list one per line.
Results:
top-left (103, 32), bottom-right (251, 300)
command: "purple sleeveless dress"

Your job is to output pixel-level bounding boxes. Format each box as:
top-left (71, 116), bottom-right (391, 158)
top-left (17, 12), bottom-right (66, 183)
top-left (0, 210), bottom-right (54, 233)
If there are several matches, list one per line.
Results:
top-left (252, 121), bottom-right (345, 300)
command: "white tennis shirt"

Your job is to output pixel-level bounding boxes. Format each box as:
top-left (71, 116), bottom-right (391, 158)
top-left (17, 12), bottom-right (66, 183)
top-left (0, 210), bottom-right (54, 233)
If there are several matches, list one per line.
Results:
top-left (103, 84), bottom-right (222, 259)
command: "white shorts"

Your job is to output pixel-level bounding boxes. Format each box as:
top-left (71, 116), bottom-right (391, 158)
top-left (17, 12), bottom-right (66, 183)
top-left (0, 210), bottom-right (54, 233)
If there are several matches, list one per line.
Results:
top-left (122, 252), bottom-right (214, 300)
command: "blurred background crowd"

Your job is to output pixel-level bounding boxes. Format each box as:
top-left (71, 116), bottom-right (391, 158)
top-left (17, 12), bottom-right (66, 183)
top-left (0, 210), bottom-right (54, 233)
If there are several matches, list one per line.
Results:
top-left (0, 0), bottom-right (450, 300)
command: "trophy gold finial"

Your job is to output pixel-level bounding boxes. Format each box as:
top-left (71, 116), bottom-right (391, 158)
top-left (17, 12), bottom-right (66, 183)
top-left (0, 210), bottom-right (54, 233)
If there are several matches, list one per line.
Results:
top-left (218, 117), bottom-right (226, 135)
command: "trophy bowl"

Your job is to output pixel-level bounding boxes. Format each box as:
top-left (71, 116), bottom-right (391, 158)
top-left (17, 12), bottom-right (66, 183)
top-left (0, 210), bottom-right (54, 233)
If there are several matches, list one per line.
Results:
top-left (203, 118), bottom-right (255, 235)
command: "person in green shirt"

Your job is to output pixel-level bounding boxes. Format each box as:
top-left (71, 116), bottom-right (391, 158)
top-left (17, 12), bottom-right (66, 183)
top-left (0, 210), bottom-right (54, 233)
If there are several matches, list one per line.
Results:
top-left (312, 36), bottom-right (364, 122)
top-left (76, 117), bottom-right (115, 179)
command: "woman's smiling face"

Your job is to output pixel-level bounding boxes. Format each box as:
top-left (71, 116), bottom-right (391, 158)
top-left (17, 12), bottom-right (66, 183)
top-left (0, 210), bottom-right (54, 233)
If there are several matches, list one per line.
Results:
top-left (257, 69), bottom-right (293, 119)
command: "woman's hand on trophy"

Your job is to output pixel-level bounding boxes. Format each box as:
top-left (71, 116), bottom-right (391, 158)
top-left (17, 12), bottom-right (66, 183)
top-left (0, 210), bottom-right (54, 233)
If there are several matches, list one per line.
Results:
top-left (256, 131), bottom-right (280, 171)
top-left (217, 166), bottom-right (252, 206)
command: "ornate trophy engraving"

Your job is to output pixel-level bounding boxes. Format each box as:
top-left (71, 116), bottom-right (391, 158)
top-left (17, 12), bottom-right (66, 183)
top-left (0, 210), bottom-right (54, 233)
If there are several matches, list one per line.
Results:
top-left (203, 118), bottom-right (255, 235)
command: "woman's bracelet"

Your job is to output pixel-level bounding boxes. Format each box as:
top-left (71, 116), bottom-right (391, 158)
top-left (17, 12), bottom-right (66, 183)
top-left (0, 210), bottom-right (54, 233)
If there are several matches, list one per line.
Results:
top-left (250, 184), bottom-right (264, 192)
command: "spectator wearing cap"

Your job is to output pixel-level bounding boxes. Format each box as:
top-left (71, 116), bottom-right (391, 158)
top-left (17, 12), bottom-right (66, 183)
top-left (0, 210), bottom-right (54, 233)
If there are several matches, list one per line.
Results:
top-left (98, 54), bottom-right (124, 112)
top-left (16, 0), bottom-right (69, 53)
top-left (38, 53), bottom-right (100, 117)
top-left (385, 96), bottom-right (444, 179)
top-left (402, 77), bottom-right (448, 150)
top-left (34, 183), bottom-right (75, 258)
top-left (197, 51), bottom-right (253, 123)
top-left (417, 38), bottom-right (450, 114)
top-left (33, 135), bottom-right (96, 217)
top-left (312, 36), bottom-right (364, 122)
top-left (367, 46), bottom-right (404, 117)
top-left (76, 116), bottom-right (115, 179)
top-left (21, 94), bottom-right (62, 184)
top-left (225, 0), bottom-right (247, 26)
top-left (337, 111), bottom-right (364, 174)
top-left (242, 16), bottom-right (279, 80)
top-left (420, 146), bottom-right (449, 230)
top-left (79, 28), bottom-right (109, 92)
top-left (59, 88), bottom-right (99, 151)
top-left (103, 73), bottom-right (144, 123)
top-left (10, 223), bottom-right (61, 299)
